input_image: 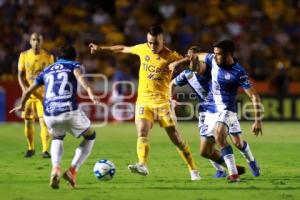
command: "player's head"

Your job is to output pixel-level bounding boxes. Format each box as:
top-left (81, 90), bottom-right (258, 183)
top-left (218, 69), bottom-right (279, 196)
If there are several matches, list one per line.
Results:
top-left (213, 39), bottom-right (235, 66)
top-left (147, 25), bottom-right (164, 53)
top-left (57, 45), bottom-right (77, 61)
top-left (30, 32), bottom-right (43, 52)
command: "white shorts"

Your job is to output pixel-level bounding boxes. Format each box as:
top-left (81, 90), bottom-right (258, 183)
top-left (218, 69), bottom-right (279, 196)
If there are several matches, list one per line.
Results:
top-left (43, 109), bottom-right (91, 138)
top-left (200, 110), bottom-right (242, 137)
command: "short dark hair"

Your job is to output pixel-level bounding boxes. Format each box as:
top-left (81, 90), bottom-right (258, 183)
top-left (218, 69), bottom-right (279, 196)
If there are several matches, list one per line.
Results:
top-left (188, 46), bottom-right (201, 53)
top-left (148, 25), bottom-right (164, 36)
top-left (57, 45), bottom-right (77, 60)
top-left (213, 39), bottom-right (235, 54)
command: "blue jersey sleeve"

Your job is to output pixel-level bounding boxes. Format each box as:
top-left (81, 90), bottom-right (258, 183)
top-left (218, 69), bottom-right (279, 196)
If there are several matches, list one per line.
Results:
top-left (239, 68), bottom-right (251, 89)
top-left (34, 71), bottom-right (44, 86)
top-left (204, 53), bottom-right (214, 66)
top-left (175, 69), bottom-right (192, 86)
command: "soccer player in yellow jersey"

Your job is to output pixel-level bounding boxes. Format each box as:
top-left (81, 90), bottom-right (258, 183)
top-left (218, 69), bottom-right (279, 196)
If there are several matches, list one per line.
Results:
top-left (89, 25), bottom-right (200, 180)
top-left (18, 32), bottom-right (54, 158)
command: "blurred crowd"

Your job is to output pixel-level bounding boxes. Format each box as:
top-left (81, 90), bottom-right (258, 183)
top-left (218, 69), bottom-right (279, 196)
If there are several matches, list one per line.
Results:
top-left (1, 0), bottom-right (300, 84)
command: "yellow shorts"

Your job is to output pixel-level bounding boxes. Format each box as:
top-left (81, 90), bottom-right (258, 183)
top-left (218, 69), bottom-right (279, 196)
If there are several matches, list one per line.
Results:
top-left (135, 102), bottom-right (177, 128)
top-left (22, 98), bottom-right (44, 120)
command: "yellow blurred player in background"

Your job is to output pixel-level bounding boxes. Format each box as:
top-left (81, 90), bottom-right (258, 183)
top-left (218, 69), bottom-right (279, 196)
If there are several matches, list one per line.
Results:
top-left (18, 32), bottom-right (54, 158)
top-left (89, 25), bottom-right (200, 180)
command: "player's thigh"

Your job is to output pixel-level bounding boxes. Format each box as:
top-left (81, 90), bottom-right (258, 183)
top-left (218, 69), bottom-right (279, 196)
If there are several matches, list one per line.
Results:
top-left (22, 99), bottom-right (35, 120)
top-left (200, 136), bottom-right (215, 156)
top-left (69, 110), bottom-right (91, 138)
top-left (43, 115), bottom-right (65, 138)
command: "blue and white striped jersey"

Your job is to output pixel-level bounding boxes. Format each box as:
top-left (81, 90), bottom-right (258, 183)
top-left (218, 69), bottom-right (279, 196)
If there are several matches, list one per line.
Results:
top-left (174, 69), bottom-right (210, 112)
top-left (204, 53), bottom-right (251, 113)
top-left (35, 59), bottom-right (82, 116)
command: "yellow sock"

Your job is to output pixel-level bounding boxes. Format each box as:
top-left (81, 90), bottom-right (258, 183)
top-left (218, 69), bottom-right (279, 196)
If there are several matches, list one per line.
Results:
top-left (40, 119), bottom-right (50, 152)
top-left (176, 142), bottom-right (197, 171)
top-left (24, 119), bottom-right (35, 150)
top-left (137, 137), bottom-right (149, 165)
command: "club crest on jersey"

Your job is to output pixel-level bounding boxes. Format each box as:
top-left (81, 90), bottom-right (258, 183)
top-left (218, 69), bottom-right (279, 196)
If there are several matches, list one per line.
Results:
top-left (26, 62), bottom-right (31, 68)
top-left (145, 55), bottom-right (150, 62)
top-left (225, 73), bottom-right (231, 80)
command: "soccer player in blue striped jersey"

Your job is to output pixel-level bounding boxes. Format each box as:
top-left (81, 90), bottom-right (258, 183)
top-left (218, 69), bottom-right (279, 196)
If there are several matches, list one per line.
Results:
top-left (189, 40), bottom-right (262, 182)
top-left (10, 46), bottom-right (99, 189)
top-left (170, 46), bottom-right (246, 179)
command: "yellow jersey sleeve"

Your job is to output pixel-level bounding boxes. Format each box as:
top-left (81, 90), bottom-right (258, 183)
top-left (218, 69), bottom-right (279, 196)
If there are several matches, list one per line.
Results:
top-left (130, 44), bottom-right (146, 55)
top-left (169, 50), bottom-right (182, 62)
top-left (18, 52), bottom-right (25, 71)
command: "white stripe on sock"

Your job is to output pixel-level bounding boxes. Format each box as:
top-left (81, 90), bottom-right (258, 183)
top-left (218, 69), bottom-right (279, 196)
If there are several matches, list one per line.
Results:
top-left (223, 154), bottom-right (238, 175)
top-left (50, 140), bottom-right (64, 168)
top-left (71, 139), bottom-right (95, 171)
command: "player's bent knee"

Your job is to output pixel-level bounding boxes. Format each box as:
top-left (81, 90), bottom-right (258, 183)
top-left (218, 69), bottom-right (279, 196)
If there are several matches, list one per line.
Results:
top-left (233, 141), bottom-right (243, 150)
top-left (83, 128), bottom-right (96, 140)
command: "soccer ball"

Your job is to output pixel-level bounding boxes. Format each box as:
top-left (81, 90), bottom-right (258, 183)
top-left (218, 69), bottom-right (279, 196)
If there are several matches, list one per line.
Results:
top-left (93, 159), bottom-right (116, 181)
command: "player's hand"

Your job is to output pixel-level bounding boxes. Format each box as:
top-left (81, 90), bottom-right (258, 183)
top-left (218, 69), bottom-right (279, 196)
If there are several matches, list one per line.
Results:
top-left (9, 105), bottom-right (22, 114)
top-left (252, 120), bottom-right (263, 136)
top-left (88, 91), bottom-right (100, 105)
top-left (170, 99), bottom-right (178, 108)
top-left (89, 43), bottom-right (99, 54)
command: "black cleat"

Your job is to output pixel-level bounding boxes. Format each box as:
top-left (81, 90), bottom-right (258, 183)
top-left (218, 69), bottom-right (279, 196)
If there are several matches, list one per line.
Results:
top-left (42, 151), bottom-right (51, 158)
top-left (237, 165), bottom-right (246, 175)
top-left (24, 150), bottom-right (35, 158)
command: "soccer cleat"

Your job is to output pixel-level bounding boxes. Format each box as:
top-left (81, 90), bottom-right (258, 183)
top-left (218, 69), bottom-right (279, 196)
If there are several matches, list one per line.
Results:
top-left (228, 174), bottom-right (240, 183)
top-left (24, 150), bottom-right (35, 158)
top-left (236, 165), bottom-right (246, 175)
top-left (42, 151), bottom-right (51, 159)
top-left (128, 164), bottom-right (149, 176)
top-left (214, 170), bottom-right (227, 178)
top-left (49, 167), bottom-right (61, 189)
top-left (63, 167), bottom-right (77, 188)
top-left (190, 170), bottom-right (201, 181)
top-left (249, 160), bottom-right (260, 177)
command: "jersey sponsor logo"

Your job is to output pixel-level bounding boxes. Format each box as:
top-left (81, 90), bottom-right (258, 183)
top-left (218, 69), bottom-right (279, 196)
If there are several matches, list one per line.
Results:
top-left (147, 73), bottom-right (163, 80)
top-left (143, 63), bottom-right (169, 75)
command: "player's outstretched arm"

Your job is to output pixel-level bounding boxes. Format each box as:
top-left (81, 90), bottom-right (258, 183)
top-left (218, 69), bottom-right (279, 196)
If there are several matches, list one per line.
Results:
top-left (168, 57), bottom-right (189, 74)
top-left (244, 87), bottom-right (263, 136)
top-left (89, 43), bottom-right (132, 54)
top-left (9, 83), bottom-right (40, 113)
top-left (74, 68), bottom-right (100, 104)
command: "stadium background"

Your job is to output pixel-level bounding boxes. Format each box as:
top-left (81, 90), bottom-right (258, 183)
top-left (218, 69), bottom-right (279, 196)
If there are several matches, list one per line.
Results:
top-left (1, 0), bottom-right (300, 121)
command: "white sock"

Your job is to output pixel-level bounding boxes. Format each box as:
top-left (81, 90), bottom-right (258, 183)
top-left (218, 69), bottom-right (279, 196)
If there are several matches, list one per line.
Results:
top-left (223, 154), bottom-right (238, 176)
top-left (71, 139), bottom-right (95, 171)
top-left (50, 139), bottom-right (64, 168)
top-left (240, 142), bottom-right (255, 163)
top-left (209, 159), bottom-right (225, 171)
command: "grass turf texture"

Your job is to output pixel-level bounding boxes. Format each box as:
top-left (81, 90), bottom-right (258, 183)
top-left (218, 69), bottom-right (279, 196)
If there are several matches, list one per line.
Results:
top-left (0, 122), bottom-right (299, 200)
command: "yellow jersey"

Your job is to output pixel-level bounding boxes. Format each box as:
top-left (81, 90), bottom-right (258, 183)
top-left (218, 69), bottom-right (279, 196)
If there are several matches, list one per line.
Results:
top-left (18, 49), bottom-right (54, 99)
top-left (130, 43), bottom-right (182, 103)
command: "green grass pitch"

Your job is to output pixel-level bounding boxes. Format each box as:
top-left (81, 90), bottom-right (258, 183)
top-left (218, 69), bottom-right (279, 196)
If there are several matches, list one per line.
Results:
top-left (0, 122), bottom-right (299, 200)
